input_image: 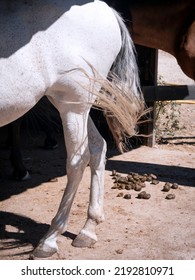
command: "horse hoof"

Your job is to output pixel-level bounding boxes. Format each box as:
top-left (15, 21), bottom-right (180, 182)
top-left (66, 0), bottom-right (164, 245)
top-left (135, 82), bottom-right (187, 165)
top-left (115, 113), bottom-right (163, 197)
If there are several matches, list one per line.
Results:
top-left (12, 170), bottom-right (31, 181)
top-left (32, 243), bottom-right (58, 258)
top-left (44, 139), bottom-right (58, 150)
top-left (21, 171), bottom-right (31, 181)
top-left (72, 233), bottom-right (96, 248)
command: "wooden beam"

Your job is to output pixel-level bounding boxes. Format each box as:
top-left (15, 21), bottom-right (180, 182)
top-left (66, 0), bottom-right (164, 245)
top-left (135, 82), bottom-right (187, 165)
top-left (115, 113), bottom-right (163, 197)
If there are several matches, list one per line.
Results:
top-left (143, 85), bottom-right (195, 101)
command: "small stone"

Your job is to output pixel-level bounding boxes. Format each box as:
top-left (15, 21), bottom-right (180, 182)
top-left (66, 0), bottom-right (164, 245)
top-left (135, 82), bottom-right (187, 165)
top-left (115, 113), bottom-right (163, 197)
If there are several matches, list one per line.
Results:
top-left (130, 172), bottom-right (138, 177)
top-left (49, 177), bottom-right (58, 182)
top-left (143, 193), bottom-right (151, 199)
top-left (117, 177), bottom-right (129, 184)
top-left (124, 193), bottom-right (131, 199)
top-left (29, 254), bottom-right (35, 260)
top-left (138, 182), bottom-right (146, 188)
top-left (137, 191), bottom-right (146, 198)
top-left (149, 174), bottom-right (157, 180)
top-left (162, 183), bottom-right (171, 192)
top-left (117, 192), bottom-right (124, 197)
top-left (112, 170), bottom-right (117, 176)
top-left (137, 191), bottom-right (151, 199)
top-left (133, 175), bottom-right (140, 181)
top-left (171, 183), bottom-right (179, 189)
top-left (146, 176), bottom-right (153, 182)
top-left (125, 184), bottom-right (133, 190)
top-left (115, 249), bottom-right (123, 254)
top-left (165, 194), bottom-right (176, 200)
top-left (111, 183), bottom-right (119, 189)
top-left (127, 176), bottom-right (136, 183)
top-left (118, 183), bottom-right (126, 190)
top-left (134, 184), bottom-right (142, 192)
top-left (151, 179), bottom-right (159, 185)
top-left (140, 176), bottom-right (147, 182)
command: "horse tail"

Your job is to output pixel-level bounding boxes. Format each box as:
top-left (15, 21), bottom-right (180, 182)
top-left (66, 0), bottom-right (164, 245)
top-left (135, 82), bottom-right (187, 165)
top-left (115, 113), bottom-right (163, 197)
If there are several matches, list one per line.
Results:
top-left (100, 9), bottom-right (145, 152)
top-left (109, 9), bottom-right (141, 98)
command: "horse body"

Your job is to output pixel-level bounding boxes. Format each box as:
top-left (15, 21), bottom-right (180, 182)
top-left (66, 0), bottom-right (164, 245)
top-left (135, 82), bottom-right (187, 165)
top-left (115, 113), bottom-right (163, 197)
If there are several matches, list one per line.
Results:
top-left (126, 1), bottom-right (193, 52)
top-left (106, 0), bottom-right (195, 80)
top-left (0, 1), bottom-right (121, 126)
top-left (0, 1), bottom-right (143, 258)
top-left (130, 0), bottom-right (195, 80)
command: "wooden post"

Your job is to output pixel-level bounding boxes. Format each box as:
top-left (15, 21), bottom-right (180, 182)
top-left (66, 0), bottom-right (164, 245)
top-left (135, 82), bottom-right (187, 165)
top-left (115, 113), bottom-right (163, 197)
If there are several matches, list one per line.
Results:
top-left (136, 45), bottom-right (158, 147)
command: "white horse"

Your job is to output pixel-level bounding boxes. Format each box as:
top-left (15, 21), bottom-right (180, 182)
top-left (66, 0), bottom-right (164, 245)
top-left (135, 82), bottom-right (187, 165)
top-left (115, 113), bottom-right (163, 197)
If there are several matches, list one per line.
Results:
top-left (0, 0), bottom-right (144, 258)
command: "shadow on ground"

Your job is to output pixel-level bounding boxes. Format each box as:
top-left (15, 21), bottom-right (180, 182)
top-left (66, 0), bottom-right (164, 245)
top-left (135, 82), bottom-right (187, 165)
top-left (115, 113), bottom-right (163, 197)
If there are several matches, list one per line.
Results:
top-left (0, 211), bottom-right (76, 258)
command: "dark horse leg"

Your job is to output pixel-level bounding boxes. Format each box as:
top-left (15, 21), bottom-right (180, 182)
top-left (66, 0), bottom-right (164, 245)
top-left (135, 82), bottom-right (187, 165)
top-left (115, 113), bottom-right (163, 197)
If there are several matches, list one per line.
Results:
top-left (30, 96), bottom-right (59, 150)
top-left (44, 130), bottom-right (58, 149)
top-left (8, 117), bottom-right (30, 181)
top-left (7, 97), bottom-right (59, 181)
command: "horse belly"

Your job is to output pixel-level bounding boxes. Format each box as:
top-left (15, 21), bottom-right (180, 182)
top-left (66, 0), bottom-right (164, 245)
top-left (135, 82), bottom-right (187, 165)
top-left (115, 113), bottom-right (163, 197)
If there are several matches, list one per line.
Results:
top-left (0, 46), bottom-right (47, 127)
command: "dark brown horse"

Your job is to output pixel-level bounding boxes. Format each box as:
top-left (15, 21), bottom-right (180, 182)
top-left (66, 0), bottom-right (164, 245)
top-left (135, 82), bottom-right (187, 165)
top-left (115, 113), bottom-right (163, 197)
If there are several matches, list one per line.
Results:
top-left (106, 0), bottom-right (195, 80)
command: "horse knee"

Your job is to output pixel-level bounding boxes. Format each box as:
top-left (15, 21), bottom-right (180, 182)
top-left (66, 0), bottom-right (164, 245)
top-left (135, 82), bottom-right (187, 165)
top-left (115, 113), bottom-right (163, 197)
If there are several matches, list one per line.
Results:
top-left (66, 149), bottom-right (90, 177)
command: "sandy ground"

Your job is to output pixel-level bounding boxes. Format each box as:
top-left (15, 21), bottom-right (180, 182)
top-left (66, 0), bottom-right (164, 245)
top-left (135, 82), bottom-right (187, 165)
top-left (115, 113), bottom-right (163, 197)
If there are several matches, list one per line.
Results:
top-left (0, 51), bottom-right (195, 260)
top-left (158, 50), bottom-right (194, 85)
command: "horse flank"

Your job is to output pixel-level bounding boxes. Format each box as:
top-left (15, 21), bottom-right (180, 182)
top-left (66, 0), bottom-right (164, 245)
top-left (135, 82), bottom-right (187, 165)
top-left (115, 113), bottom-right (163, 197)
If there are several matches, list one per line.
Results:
top-left (81, 9), bottom-right (145, 152)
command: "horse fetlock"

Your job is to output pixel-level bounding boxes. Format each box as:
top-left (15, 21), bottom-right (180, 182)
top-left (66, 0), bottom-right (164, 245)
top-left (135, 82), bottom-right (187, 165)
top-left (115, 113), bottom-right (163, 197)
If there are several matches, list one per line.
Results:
top-left (88, 208), bottom-right (105, 224)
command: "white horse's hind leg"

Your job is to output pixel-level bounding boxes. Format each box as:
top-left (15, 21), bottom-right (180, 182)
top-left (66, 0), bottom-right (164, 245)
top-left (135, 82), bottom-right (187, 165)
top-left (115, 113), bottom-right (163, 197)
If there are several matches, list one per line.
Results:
top-left (72, 116), bottom-right (106, 248)
top-left (32, 106), bottom-right (91, 258)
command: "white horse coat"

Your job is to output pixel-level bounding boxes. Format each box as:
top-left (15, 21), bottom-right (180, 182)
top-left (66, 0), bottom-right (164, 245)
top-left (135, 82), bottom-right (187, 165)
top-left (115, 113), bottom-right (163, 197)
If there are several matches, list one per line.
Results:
top-left (0, 0), bottom-right (143, 258)
top-left (0, 0), bottom-right (121, 125)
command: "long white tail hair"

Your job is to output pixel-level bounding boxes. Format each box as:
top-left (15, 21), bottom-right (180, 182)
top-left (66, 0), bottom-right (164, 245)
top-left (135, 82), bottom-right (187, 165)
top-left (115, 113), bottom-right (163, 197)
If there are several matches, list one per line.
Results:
top-left (91, 9), bottom-right (145, 152)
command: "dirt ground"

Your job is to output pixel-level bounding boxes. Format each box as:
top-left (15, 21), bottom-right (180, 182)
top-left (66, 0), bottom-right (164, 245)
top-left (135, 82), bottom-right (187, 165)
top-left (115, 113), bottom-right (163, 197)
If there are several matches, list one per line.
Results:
top-left (0, 51), bottom-right (195, 260)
